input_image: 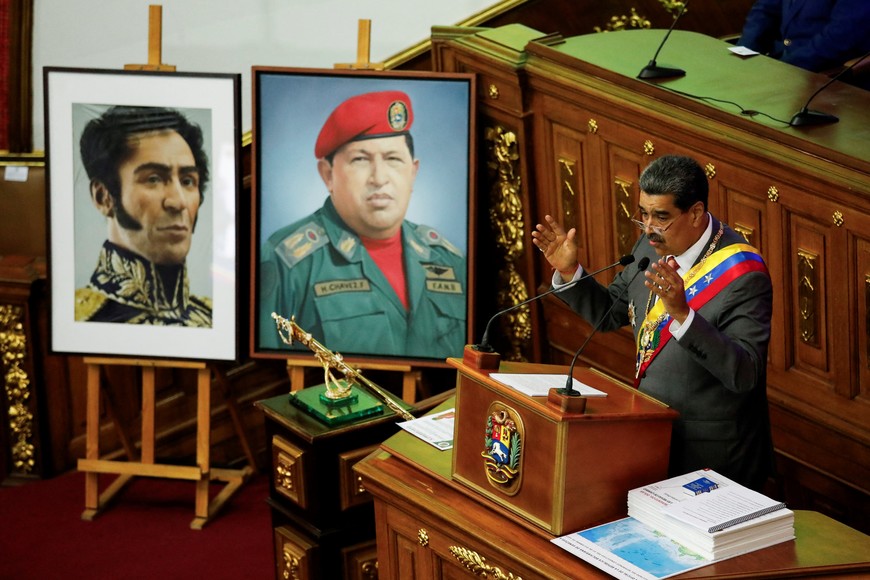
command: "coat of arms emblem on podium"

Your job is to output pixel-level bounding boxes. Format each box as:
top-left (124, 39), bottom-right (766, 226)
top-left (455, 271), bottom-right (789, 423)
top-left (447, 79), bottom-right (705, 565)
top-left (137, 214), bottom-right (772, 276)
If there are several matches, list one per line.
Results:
top-left (481, 402), bottom-right (524, 495)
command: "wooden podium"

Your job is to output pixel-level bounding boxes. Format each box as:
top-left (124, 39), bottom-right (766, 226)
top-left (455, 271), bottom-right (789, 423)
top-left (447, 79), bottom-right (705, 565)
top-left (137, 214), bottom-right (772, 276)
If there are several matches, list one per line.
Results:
top-left (447, 349), bottom-right (678, 535)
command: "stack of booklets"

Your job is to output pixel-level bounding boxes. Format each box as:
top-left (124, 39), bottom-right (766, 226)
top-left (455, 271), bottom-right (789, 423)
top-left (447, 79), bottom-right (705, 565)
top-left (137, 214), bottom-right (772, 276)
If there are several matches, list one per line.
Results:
top-left (626, 468), bottom-right (795, 561)
top-left (552, 469), bottom-right (795, 580)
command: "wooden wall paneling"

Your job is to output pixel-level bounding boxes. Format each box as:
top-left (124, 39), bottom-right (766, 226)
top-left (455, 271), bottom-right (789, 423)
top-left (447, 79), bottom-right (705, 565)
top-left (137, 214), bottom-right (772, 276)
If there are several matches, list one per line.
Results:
top-left (432, 25), bottom-right (541, 362)
top-left (434, 24), bottom-right (870, 533)
top-left (788, 213), bottom-right (832, 375)
top-left (716, 163), bottom-right (786, 372)
top-left (855, 237), bottom-right (870, 398)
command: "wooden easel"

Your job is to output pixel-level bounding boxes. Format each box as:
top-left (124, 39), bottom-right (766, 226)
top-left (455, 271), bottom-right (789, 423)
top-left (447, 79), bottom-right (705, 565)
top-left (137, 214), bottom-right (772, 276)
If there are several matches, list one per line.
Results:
top-left (334, 19), bottom-right (385, 70)
top-left (78, 5), bottom-right (251, 530)
top-left (287, 20), bottom-right (424, 403)
top-left (124, 4), bottom-right (176, 71)
top-left (79, 357), bottom-right (254, 529)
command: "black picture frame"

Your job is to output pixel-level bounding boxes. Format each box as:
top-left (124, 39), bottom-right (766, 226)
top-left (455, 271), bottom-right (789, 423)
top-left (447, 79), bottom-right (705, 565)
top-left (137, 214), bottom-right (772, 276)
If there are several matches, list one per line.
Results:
top-left (44, 67), bottom-right (242, 361)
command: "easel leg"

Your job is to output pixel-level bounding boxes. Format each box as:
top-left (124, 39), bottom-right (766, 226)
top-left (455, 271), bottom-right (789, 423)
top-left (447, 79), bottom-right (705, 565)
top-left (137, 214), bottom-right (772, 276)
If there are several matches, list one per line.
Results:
top-left (141, 366), bottom-right (156, 464)
top-left (82, 362), bottom-right (101, 520)
top-left (192, 367), bottom-right (211, 529)
top-left (289, 363), bottom-right (306, 393)
top-left (402, 370), bottom-right (421, 403)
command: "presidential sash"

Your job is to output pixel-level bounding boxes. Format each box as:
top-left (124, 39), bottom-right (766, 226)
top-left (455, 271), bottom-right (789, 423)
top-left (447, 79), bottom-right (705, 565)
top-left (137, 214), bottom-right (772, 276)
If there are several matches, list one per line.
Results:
top-left (634, 243), bottom-right (769, 385)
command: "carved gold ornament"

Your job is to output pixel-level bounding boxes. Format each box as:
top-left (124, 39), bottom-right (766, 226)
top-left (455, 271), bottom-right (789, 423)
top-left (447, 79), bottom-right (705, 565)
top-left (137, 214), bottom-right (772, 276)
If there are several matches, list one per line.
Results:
top-left (797, 250), bottom-right (819, 346)
top-left (1, 305), bottom-right (34, 474)
top-left (485, 125), bottom-right (531, 361)
top-left (594, 7), bottom-right (651, 32)
top-left (704, 163), bottom-right (716, 179)
top-left (767, 185), bottom-right (779, 202)
top-left (449, 546), bottom-right (523, 580)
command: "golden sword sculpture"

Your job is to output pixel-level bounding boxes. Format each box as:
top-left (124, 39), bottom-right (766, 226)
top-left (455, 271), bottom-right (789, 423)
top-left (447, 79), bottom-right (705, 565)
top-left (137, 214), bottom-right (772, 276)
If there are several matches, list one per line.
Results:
top-left (272, 312), bottom-right (415, 421)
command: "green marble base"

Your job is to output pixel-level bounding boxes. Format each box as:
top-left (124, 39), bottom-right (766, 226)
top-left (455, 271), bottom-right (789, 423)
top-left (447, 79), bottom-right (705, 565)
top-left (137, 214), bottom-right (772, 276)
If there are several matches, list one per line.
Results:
top-left (288, 380), bottom-right (385, 426)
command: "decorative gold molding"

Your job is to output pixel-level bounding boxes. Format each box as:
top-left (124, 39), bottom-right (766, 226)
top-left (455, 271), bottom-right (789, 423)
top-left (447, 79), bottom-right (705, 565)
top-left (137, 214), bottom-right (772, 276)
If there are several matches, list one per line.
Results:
top-left (866, 275), bottom-right (870, 367)
top-left (833, 211), bottom-right (844, 227)
top-left (733, 223), bottom-right (754, 245)
top-left (767, 185), bottom-right (779, 203)
top-left (797, 250), bottom-right (819, 346)
top-left (587, 119), bottom-right (598, 134)
top-left (273, 435), bottom-right (307, 508)
top-left (281, 549), bottom-right (301, 580)
top-left (486, 126), bottom-right (530, 361)
top-left (449, 546), bottom-right (523, 579)
top-left (488, 84), bottom-right (500, 100)
top-left (275, 526), bottom-right (311, 579)
top-left (417, 528), bottom-right (429, 547)
top-left (338, 445), bottom-right (376, 511)
top-left (704, 162), bottom-right (716, 180)
top-left (360, 558), bottom-right (378, 579)
top-left (659, 0), bottom-right (688, 17)
top-left (643, 140), bottom-right (655, 156)
top-left (1, 304), bottom-right (34, 475)
top-left (593, 8), bottom-right (651, 32)
top-left (558, 156), bottom-right (578, 233)
top-left (615, 177), bottom-right (635, 258)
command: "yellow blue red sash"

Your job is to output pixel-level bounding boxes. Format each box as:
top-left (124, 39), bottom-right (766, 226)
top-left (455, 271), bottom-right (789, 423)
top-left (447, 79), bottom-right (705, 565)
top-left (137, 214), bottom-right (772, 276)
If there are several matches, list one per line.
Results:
top-left (634, 243), bottom-right (768, 385)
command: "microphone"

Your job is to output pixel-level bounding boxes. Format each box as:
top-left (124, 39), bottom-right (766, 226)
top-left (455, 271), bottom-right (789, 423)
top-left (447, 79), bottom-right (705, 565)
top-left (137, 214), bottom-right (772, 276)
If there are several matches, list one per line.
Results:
top-left (789, 50), bottom-right (870, 127)
top-left (558, 256), bottom-right (650, 396)
top-left (474, 254), bottom-right (636, 353)
top-left (637, 0), bottom-right (690, 80)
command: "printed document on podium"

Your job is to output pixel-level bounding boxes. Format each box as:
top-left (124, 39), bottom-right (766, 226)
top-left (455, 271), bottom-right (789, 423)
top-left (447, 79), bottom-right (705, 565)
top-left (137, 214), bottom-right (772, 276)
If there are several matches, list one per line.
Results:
top-left (490, 373), bottom-right (607, 397)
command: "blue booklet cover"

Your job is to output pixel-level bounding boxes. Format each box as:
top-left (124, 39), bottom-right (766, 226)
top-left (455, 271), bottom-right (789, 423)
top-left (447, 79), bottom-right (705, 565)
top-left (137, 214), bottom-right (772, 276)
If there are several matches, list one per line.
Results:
top-left (552, 517), bottom-right (711, 580)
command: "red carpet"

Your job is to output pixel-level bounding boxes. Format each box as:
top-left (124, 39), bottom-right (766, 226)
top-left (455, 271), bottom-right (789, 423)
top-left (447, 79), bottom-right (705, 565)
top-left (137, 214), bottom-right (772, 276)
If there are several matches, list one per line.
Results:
top-left (0, 470), bottom-right (273, 579)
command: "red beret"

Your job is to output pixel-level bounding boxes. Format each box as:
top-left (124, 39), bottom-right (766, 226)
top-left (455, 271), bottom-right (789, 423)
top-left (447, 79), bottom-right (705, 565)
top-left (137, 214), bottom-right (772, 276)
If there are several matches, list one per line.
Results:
top-left (314, 90), bottom-right (414, 159)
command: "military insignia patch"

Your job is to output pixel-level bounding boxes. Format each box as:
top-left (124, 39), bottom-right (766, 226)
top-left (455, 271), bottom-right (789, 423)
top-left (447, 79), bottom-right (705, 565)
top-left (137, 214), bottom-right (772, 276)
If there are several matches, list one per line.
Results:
top-left (422, 264), bottom-right (456, 280)
top-left (387, 99), bottom-right (409, 132)
top-left (481, 402), bottom-right (524, 495)
top-left (276, 222), bottom-right (328, 268)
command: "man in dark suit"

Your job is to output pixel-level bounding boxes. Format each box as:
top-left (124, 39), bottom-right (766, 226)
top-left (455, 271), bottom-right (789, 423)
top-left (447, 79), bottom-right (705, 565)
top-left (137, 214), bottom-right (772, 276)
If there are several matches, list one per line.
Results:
top-left (532, 155), bottom-right (774, 491)
top-left (737, 0), bottom-right (870, 76)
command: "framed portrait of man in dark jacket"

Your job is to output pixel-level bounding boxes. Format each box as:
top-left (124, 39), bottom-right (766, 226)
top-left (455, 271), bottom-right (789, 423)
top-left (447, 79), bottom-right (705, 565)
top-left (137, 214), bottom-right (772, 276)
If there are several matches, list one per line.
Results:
top-left (45, 68), bottom-right (241, 361)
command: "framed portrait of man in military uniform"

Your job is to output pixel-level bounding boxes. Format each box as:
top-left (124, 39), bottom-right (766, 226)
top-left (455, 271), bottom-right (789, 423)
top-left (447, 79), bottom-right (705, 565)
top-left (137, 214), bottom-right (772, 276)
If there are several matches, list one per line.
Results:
top-left (251, 67), bottom-right (476, 365)
top-left (45, 68), bottom-right (241, 361)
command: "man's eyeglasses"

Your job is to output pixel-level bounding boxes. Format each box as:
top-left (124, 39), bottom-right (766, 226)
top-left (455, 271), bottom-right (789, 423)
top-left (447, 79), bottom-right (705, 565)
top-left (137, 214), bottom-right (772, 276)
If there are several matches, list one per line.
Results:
top-left (631, 211), bottom-right (685, 236)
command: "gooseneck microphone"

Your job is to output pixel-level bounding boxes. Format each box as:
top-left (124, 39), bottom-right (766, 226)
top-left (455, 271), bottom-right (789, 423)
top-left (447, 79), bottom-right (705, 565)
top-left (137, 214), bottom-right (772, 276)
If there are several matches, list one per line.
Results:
top-left (558, 257), bottom-right (650, 395)
top-left (637, 0), bottom-right (691, 80)
top-left (474, 255), bottom-right (636, 353)
top-left (789, 50), bottom-right (870, 127)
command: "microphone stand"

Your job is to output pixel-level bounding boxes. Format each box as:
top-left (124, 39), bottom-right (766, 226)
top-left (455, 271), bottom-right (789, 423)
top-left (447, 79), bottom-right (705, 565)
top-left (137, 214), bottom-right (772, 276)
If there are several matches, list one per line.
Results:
top-left (464, 255), bottom-right (635, 370)
top-left (789, 50), bottom-right (870, 127)
top-left (637, 1), bottom-right (690, 80)
top-left (548, 257), bottom-right (650, 413)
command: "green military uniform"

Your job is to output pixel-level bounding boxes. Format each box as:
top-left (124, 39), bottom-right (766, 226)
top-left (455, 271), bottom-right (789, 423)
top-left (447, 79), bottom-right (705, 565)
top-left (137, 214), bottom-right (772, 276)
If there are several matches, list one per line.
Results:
top-left (75, 241), bottom-right (212, 326)
top-left (259, 198), bottom-right (466, 359)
